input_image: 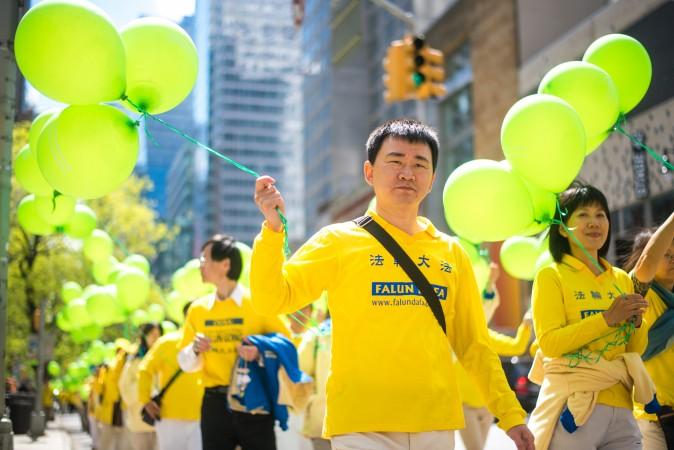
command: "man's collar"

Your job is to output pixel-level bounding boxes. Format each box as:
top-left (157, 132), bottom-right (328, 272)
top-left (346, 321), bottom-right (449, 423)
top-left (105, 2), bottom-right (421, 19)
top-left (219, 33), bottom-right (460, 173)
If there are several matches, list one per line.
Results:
top-left (206, 283), bottom-right (244, 310)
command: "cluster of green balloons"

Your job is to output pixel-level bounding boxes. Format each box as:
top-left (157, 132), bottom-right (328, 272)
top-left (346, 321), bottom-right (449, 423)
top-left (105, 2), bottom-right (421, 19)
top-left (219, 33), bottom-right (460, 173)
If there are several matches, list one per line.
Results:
top-left (12, 0), bottom-right (198, 217)
top-left (442, 34), bottom-right (651, 278)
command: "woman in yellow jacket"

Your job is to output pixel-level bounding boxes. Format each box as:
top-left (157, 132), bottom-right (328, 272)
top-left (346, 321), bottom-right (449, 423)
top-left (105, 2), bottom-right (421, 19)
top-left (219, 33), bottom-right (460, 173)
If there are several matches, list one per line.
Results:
top-left (119, 323), bottom-right (162, 450)
top-left (530, 183), bottom-right (649, 449)
top-left (624, 210), bottom-right (674, 450)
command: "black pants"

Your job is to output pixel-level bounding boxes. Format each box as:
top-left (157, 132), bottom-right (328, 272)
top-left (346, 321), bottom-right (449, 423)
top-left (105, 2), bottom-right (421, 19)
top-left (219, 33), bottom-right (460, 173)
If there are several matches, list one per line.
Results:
top-left (201, 387), bottom-right (276, 450)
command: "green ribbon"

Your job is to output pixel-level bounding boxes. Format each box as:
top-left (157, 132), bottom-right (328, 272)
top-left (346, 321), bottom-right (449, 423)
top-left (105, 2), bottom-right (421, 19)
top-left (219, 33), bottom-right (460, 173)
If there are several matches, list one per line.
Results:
top-left (613, 114), bottom-right (674, 171)
top-left (122, 95), bottom-right (291, 257)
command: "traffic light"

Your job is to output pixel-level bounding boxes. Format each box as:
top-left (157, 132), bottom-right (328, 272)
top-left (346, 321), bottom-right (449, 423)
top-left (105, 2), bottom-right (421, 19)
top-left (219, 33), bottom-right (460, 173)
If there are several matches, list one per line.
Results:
top-left (383, 40), bottom-right (414, 103)
top-left (410, 36), bottom-right (447, 100)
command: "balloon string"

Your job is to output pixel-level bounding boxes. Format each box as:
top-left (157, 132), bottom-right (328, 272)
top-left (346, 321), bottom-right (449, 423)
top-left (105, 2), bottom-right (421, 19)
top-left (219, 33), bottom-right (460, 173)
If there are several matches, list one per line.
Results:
top-left (613, 114), bottom-right (674, 171)
top-left (122, 95), bottom-right (291, 257)
top-left (287, 312), bottom-right (325, 337)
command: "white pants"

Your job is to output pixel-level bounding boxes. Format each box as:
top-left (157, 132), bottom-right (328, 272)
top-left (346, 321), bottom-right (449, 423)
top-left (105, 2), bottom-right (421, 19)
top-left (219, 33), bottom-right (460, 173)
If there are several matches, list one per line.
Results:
top-left (458, 406), bottom-right (493, 450)
top-left (549, 405), bottom-right (642, 450)
top-left (638, 419), bottom-right (667, 450)
top-left (155, 419), bottom-right (202, 450)
top-left (331, 431), bottom-right (455, 450)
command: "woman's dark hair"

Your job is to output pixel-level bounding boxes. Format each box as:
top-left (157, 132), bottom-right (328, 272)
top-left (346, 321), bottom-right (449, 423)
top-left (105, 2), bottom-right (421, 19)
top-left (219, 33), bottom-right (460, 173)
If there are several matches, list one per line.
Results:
top-left (201, 234), bottom-right (242, 280)
top-left (366, 118), bottom-right (439, 172)
top-left (137, 322), bottom-right (162, 358)
top-left (623, 227), bottom-right (657, 273)
top-left (549, 182), bottom-right (612, 262)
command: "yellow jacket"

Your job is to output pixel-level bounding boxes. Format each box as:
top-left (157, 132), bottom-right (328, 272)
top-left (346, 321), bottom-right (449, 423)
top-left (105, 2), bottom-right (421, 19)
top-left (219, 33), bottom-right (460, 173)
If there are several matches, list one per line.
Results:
top-left (532, 256), bottom-right (648, 409)
top-left (178, 285), bottom-right (290, 388)
top-left (251, 212), bottom-right (526, 437)
top-left (635, 287), bottom-right (674, 421)
top-left (457, 322), bottom-right (533, 408)
top-left (98, 351), bottom-right (127, 425)
top-left (297, 322), bottom-right (332, 438)
top-left (138, 331), bottom-right (203, 421)
top-left (528, 351), bottom-right (656, 450)
top-left (119, 356), bottom-right (154, 432)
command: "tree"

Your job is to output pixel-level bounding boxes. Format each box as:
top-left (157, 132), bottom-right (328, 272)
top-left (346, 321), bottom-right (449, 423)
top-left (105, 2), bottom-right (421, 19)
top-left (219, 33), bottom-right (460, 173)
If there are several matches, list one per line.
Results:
top-left (6, 121), bottom-right (177, 373)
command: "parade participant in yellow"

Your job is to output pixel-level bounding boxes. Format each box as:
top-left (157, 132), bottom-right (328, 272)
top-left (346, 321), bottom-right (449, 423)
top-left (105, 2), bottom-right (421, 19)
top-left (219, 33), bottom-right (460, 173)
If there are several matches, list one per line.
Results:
top-left (625, 211), bottom-right (674, 450)
top-left (530, 183), bottom-right (651, 449)
top-left (178, 234), bottom-right (290, 450)
top-left (119, 323), bottom-right (162, 450)
top-left (139, 302), bottom-right (204, 450)
top-left (99, 339), bottom-right (134, 450)
top-left (252, 119), bottom-right (533, 450)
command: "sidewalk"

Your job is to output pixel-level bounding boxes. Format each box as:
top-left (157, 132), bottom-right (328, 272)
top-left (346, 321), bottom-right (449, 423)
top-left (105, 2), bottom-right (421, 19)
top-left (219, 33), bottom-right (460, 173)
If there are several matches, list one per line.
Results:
top-left (13, 414), bottom-right (92, 450)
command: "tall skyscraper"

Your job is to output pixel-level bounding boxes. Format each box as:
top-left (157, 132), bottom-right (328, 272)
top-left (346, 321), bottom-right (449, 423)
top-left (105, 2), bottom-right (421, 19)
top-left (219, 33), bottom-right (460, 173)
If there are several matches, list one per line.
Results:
top-left (206, 0), bottom-right (304, 245)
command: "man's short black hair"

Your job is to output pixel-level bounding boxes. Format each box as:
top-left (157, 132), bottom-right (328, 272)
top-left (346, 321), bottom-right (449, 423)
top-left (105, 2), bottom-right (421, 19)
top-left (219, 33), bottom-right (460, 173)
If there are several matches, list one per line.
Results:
top-left (366, 118), bottom-right (439, 172)
top-left (201, 234), bottom-right (242, 281)
top-left (549, 182), bottom-right (612, 263)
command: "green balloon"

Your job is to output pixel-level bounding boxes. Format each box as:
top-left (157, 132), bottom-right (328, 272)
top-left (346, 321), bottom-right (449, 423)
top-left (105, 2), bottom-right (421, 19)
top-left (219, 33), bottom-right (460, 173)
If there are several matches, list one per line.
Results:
top-left (456, 238), bottom-right (481, 263)
top-left (37, 105), bottom-right (139, 199)
top-left (534, 250), bottom-right (554, 275)
top-left (586, 131), bottom-right (610, 156)
top-left (538, 61), bottom-right (619, 153)
top-left (92, 256), bottom-right (119, 285)
top-left (66, 298), bottom-right (93, 328)
top-left (509, 163), bottom-right (556, 236)
top-left (17, 194), bottom-right (54, 236)
top-left (147, 303), bottom-right (165, 323)
top-left (61, 281), bottom-right (82, 303)
top-left (47, 361), bottom-right (61, 377)
top-left (64, 204), bottom-right (97, 239)
top-left (177, 260), bottom-right (206, 298)
top-left (236, 242), bottom-right (252, 288)
top-left (88, 340), bottom-right (106, 365)
top-left (583, 34), bottom-right (652, 114)
top-left (161, 320), bottom-right (178, 333)
top-left (79, 385), bottom-right (91, 400)
top-left (501, 94), bottom-right (586, 193)
top-left (34, 194), bottom-right (76, 226)
top-left (107, 263), bottom-right (124, 284)
top-left (56, 310), bottom-right (74, 331)
top-left (71, 324), bottom-right (102, 343)
top-left (131, 309), bottom-right (150, 327)
top-left (121, 17), bottom-right (198, 114)
top-left (172, 267), bottom-right (189, 297)
top-left (83, 229), bottom-right (113, 262)
top-left (14, 0), bottom-right (125, 104)
top-left (123, 254), bottom-right (150, 275)
top-left (116, 267), bottom-right (150, 310)
top-left (165, 290), bottom-right (188, 324)
top-left (14, 145), bottom-right (53, 196)
top-left (85, 285), bottom-right (119, 326)
top-left (443, 160), bottom-right (534, 243)
top-left (500, 236), bottom-right (541, 281)
top-left (29, 110), bottom-right (58, 151)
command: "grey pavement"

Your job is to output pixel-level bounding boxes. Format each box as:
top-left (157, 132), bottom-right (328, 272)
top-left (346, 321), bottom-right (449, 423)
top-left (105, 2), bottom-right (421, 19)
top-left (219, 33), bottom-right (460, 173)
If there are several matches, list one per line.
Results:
top-left (13, 413), bottom-right (92, 450)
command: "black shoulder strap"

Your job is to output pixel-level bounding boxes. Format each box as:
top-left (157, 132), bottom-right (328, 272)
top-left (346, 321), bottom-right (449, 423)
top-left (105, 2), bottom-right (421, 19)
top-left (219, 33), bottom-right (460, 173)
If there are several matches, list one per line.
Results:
top-left (354, 215), bottom-right (446, 335)
top-left (155, 369), bottom-right (183, 402)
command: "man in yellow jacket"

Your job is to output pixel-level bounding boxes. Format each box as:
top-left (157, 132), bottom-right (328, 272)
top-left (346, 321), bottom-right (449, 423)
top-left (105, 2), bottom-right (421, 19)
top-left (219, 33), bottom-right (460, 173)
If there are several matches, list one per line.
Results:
top-left (252, 119), bottom-right (534, 450)
top-left (178, 234), bottom-right (290, 450)
top-left (140, 304), bottom-right (204, 450)
top-left (98, 339), bottom-right (133, 450)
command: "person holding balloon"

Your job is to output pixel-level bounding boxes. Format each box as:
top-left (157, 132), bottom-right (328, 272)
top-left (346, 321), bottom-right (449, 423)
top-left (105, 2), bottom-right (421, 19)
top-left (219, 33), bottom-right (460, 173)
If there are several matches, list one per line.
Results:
top-left (252, 119), bottom-right (534, 450)
top-left (178, 234), bottom-right (290, 450)
top-left (118, 323), bottom-right (163, 450)
top-left (623, 211), bottom-right (674, 450)
top-left (529, 182), bottom-right (653, 450)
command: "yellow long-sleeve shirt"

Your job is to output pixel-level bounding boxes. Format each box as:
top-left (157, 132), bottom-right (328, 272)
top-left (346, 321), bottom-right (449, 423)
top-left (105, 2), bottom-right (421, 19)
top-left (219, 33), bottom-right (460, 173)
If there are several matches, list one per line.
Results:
top-left (178, 286), bottom-right (290, 388)
top-left (532, 255), bottom-right (648, 410)
top-left (251, 212), bottom-right (526, 437)
top-left (98, 350), bottom-right (127, 425)
top-left (635, 287), bottom-right (674, 421)
top-left (119, 356), bottom-right (154, 433)
top-left (138, 331), bottom-right (203, 421)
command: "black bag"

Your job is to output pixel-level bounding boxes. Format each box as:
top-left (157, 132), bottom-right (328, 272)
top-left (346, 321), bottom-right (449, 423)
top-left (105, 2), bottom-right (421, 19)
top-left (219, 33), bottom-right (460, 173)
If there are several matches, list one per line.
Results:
top-left (354, 215), bottom-right (446, 335)
top-left (112, 400), bottom-right (123, 427)
top-left (140, 369), bottom-right (182, 426)
top-left (656, 405), bottom-right (674, 448)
